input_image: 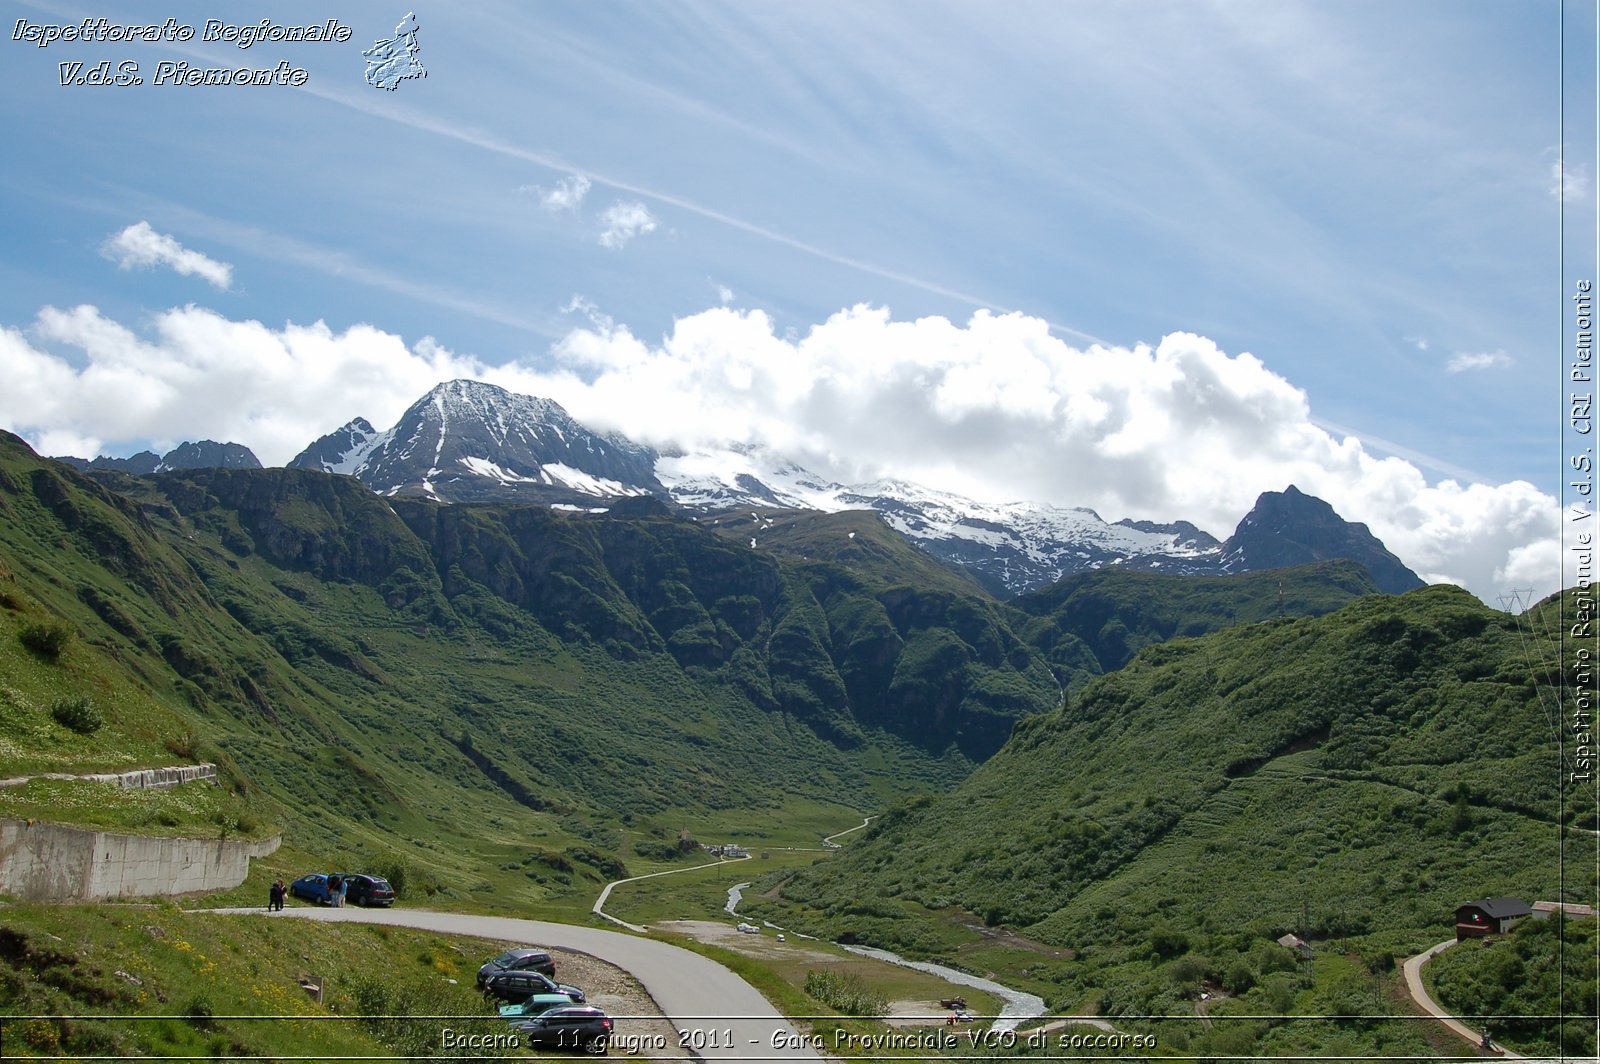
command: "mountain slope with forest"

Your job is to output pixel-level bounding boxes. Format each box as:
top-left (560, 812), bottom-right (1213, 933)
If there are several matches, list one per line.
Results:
top-left (0, 431), bottom-right (1065, 902)
top-left (752, 586), bottom-right (1591, 1042)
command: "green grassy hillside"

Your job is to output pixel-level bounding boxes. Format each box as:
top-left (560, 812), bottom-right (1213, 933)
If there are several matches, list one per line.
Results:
top-left (0, 903), bottom-right (525, 1060)
top-left (1011, 560), bottom-right (1380, 681)
top-left (750, 586), bottom-right (1594, 1055)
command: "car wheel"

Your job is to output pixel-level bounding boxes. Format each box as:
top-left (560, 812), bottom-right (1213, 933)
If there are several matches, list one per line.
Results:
top-left (583, 1037), bottom-right (608, 1055)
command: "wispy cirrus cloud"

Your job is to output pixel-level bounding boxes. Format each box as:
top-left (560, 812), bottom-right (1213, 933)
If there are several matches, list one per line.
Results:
top-left (521, 174), bottom-right (592, 213)
top-left (100, 222), bottom-right (233, 290)
top-left (1447, 350), bottom-right (1513, 373)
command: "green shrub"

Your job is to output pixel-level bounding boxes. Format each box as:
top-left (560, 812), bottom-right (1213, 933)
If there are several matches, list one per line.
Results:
top-left (183, 995), bottom-right (216, 1031)
top-left (19, 620), bottom-right (73, 660)
top-left (51, 695), bottom-right (103, 734)
top-left (1223, 958), bottom-right (1256, 994)
top-left (803, 969), bottom-right (888, 1018)
top-left (364, 854), bottom-right (440, 899)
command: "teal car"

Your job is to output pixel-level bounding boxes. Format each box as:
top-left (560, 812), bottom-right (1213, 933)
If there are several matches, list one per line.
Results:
top-left (499, 994), bottom-right (576, 1021)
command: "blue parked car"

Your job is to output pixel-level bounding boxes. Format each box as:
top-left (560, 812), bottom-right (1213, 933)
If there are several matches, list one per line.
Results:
top-left (288, 873), bottom-right (332, 904)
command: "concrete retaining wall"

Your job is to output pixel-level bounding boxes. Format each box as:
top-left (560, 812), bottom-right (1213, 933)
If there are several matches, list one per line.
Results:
top-left (0, 818), bottom-right (280, 901)
top-left (0, 762), bottom-right (218, 790)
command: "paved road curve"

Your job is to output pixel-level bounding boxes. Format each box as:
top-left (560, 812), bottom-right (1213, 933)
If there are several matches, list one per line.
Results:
top-left (1402, 937), bottom-right (1532, 1061)
top-left (209, 907), bottom-right (825, 1061)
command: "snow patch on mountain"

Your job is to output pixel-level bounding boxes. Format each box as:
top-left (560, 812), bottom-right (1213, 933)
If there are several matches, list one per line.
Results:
top-left (653, 447), bottom-right (1224, 594)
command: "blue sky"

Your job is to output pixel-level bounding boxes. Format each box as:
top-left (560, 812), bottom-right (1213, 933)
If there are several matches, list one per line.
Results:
top-left (0, 0), bottom-right (1594, 599)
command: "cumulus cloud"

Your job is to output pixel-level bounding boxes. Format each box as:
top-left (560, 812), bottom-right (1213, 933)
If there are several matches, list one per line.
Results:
top-left (0, 300), bottom-right (1559, 604)
top-left (1447, 350), bottom-right (1514, 373)
top-left (1, 304), bottom-right (488, 467)
top-left (521, 174), bottom-right (591, 213)
top-left (546, 305), bottom-right (1559, 604)
top-left (597, 201), bottom-right (658, 248)
top-left (100, 222), bottom-right (233, 289)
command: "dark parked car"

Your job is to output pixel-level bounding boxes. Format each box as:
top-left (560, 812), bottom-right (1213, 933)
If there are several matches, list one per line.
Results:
top-left (288, 873), bottom-right (331, 904)
top-left (481, 970), bottom-right (586, 1005)
top-left (329, 872), bottom-right (395, 907)
top-left (477, 947), bottom-right (557, 986)
top-left (512, 1005), bottom-right (613, 1054)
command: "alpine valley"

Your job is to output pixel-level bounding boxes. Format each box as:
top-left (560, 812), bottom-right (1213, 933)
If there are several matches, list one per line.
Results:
top-left (2, 378), bottom-right (1590, 1061)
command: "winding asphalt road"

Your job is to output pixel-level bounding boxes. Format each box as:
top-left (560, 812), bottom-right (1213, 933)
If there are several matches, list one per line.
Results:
top-left (204, 907), bottom-right (824, 1061)
top-left (1402, 937), bottom-right (1535, 1061)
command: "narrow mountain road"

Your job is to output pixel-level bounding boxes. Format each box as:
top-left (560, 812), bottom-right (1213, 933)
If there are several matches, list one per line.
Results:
top-left (204, 906), bottom-right (824, 1061)
top-left (593, 854), bottom-right (751, 931)
top-left (1401, 937), bottom-right (1527, 1060)
top-left (825, 816), bottom-right (876, 844)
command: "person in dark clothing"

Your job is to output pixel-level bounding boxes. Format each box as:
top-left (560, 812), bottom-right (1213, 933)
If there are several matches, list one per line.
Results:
top-left (269, 879), bottom-right (286, 911)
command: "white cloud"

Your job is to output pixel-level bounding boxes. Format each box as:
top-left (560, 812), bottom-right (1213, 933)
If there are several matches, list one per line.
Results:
top-left (0, 300), bottom-right (1559, 605)
top-left (2, 304), bottom-right (487, 468)
top-left (545, 305), bottom-right (1559, 604)
top-left (1447, 350), bottom-right (1513, 373)
top-left (100, 222), bottom-right (233, 290)
top-left (597, 201), bottom-right (658, 248)
top-left (522, 174), bottom-right (591, 213)
top-left (1552, 160), bottom-right (1591, 202)
top-left (559, 294), bottom-right (614, 331)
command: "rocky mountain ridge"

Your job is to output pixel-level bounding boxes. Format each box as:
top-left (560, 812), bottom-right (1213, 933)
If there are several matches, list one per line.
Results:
top-left (59, 379), bottom-right (1425, 596)
top-left (54, 439), bottom-right (262, 475)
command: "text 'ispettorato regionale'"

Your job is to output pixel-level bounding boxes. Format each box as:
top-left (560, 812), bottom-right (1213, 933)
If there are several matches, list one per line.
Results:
top-left (13, 18), bottom-right (353, 87)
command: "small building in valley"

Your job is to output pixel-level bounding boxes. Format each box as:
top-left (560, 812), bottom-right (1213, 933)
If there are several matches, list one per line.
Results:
top-left (1276, 933), bottom-right (1314, 960)
top-left (1455, 897), bottom-right (1531, 940)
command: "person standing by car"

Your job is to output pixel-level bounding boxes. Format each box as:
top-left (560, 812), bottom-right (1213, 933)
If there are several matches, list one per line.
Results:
top-left (327, 874), bottom-right (342, 907)
top-left (269, 879), bottom-right (285, 911)
top-left (338, 877), bottom-right (349, 908)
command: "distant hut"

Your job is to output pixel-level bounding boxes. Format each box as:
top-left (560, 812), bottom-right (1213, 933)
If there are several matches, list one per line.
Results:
top-left (1276, 933), bottom-right (1314, 960)
top-left (1532, 900), bottom-right (1599, 920)
top-left (1454, 898), bottom-right (1531, 940)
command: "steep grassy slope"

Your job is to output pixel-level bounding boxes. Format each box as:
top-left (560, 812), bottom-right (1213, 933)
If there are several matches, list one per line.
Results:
top-left (706, 507), bottom-right (995, 598)
top-left (754, 587), bottom-right (1593, 1046)
top-left (1011, 560), bottom-right (1381, 680)
top-left (0, 904), bottom-right (518, 1060)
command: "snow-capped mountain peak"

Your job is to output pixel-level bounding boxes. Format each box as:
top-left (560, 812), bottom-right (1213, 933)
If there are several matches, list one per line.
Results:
top-left (288, 417), bottom-right (380, 475)
top-left (291, 380), bottom-right (662, 504)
